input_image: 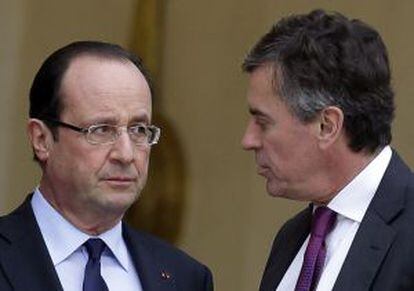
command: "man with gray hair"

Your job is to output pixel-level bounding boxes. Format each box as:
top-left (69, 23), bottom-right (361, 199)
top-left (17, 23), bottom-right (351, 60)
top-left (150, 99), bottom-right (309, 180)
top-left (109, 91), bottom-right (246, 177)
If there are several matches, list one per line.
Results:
top-left (242, 9), bottom-right (414, 291)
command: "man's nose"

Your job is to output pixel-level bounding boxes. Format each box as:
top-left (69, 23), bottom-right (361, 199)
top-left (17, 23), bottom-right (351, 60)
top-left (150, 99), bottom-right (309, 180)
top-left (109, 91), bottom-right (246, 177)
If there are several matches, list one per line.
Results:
top-left (241, 121), bottom-right (261, 150)
top-left (109, 130), bottom-right (136, 164)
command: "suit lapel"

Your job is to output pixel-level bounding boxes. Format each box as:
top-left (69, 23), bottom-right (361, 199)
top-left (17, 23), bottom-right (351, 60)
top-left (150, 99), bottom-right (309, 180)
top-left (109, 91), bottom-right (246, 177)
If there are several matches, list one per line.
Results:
top-left (333, 152), bottom-right (409, 291)
top-left (0, 196), bottom-right (63, 291)
top-left (332, 210), bottom-right (396, 291)
top-left (123, 225), bottom-right (177, 291)
top-left (260, 206), bottom-right (312, 291)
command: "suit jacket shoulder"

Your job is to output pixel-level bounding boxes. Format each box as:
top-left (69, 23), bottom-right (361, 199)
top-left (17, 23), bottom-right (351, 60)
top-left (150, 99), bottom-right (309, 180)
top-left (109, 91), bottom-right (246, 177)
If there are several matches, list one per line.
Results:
top-left (260, 151), bottom-right (414, 291)
top-left (123, 225), bottom-right (214, 291)
top-left (333, 151), bottom-right (414, 291)
top-left (259, 206), bottom-right (312, 291)
top-left (0, 197), bottom-right (213, 291)
top-left (0, 196), bottom-right (63, 291)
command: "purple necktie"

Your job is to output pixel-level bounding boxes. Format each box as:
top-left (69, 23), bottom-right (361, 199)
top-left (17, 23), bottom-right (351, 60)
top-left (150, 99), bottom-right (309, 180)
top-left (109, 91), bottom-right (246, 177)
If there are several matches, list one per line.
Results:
top-left (295, 206), bottom-right (337, 291)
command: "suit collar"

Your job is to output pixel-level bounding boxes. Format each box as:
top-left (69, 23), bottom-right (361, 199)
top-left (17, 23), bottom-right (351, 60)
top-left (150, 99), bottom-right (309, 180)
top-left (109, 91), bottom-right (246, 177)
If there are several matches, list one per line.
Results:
top-left (367, 151), bottom-right (409, 223)
top-left (328, 146), bottom-right (393, 223)
top-left (260, 205), bottom-right (312, 291)
top-left (0, 195), bottom-right (64, 291)
top-left (0, 196), bottom-right (182, 291)
top-left (123, 224), bottom-right (177, 291)
top-left (333, 151), bottom-right (410, 291)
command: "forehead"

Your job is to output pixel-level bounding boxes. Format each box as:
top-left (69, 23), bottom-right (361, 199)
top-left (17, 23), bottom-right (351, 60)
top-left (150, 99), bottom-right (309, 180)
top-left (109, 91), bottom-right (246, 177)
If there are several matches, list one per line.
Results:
top-left (246, 65), bottom-right (304, 125)
top-left (59, 55), bottom-right (152, 122)
top-left (247, 66), bottom-right (281, 111)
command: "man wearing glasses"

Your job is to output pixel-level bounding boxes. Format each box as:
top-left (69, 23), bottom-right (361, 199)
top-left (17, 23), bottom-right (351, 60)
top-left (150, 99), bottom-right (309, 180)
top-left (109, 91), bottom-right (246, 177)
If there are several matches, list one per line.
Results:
top-left (0, 41), bottom-right (213, 291)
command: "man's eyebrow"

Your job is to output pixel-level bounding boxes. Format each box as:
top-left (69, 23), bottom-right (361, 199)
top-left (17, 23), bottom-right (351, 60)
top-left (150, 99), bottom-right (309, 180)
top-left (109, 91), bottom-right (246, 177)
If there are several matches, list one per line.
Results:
top-left (130, 114), bottom-right (150, 124)
top-left (84, 114), bottom-right (150, 125)
top-left (86, 116), bottom-right (117, 125)
top-left (249, 108), bottom-right (267, 117)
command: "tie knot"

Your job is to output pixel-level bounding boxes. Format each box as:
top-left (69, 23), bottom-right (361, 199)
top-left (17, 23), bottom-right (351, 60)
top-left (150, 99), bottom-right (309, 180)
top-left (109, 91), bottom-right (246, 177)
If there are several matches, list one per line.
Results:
top-left (84, 238), bottom-right (106, 261)
top-left (311, 206), bottom-right (337, 238)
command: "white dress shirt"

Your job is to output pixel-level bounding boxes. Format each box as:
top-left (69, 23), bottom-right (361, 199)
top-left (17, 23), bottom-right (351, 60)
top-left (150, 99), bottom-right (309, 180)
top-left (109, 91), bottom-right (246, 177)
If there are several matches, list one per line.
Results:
top-left (276, 146), bottom-right (392, 291)
top-left (31, 189), bottom-right (143, 291)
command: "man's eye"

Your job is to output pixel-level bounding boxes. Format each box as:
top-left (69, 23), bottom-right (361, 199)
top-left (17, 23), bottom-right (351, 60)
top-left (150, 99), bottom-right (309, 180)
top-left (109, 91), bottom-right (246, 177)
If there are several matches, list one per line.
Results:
top-left (255, 119), bottom-right (269, 130)
top-left (129, 125), bottom-right (147, 135)
top-left (92, 125), bottom-right (113, 135)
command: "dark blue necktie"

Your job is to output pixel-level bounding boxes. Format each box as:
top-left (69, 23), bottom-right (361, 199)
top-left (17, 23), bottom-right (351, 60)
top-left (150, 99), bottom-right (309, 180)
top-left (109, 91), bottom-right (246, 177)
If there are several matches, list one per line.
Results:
top-left (83, 238), bottom-right (109, 291)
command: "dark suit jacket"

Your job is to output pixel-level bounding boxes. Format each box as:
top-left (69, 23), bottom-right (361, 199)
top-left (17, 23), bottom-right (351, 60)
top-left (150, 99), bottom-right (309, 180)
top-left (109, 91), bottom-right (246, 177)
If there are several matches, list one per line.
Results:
top-left (260, 151), bottom-right (414, 291)
top-left (0, 197), bottom-right (213, 291)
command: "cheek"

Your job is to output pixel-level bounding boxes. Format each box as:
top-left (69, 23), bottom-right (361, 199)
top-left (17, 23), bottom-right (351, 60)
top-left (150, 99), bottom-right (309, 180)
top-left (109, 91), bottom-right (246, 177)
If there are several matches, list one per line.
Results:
top-left (136, 150), bottom-right (150, 171)
top-left (73, 150), bottom-right (108, 179)
top-left (262, 137), bottom-right (303, 174)
top-left (262, 137), bottom-right (285, 164)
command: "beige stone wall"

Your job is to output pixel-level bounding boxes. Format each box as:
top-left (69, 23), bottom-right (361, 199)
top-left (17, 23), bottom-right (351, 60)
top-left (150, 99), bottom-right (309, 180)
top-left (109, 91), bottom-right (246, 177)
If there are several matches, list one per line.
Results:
top-left (0, 1), bottom-right (413, 291)
top-left (0, 0), bottom-right (26, 209)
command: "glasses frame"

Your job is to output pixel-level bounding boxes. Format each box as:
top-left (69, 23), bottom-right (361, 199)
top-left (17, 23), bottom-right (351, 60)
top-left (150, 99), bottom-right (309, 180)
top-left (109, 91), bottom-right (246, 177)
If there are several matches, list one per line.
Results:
top-left (41, 118), bottom-right (161, 146)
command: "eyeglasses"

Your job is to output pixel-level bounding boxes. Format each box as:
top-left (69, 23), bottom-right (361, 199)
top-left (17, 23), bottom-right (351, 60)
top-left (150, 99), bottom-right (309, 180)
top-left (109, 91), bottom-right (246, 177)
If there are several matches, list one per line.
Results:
top-left (42, 119), bottom-right (161, 146)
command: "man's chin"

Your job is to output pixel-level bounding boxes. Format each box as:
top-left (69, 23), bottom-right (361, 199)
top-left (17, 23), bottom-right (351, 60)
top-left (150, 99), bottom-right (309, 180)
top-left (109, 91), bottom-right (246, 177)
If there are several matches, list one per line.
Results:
top-left (266, 186), bottom-right (284, 198)
top-left (98, 191), bottom-right (140, 212)
top-left (265, 181), bottom-right (290, 199)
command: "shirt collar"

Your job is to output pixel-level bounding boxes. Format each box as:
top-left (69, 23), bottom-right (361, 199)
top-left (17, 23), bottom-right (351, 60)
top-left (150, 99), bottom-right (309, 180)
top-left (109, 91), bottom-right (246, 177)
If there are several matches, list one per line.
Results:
top-left (98, 221), bottom-right (131, 272)
top-left (31, 189), bottom-right (131, 271)
top-left (327, 146), bottom-right (392, 223)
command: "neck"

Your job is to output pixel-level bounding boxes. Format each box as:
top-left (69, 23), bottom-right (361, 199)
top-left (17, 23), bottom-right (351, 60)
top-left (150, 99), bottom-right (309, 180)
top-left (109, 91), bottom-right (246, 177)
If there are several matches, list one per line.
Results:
top-left (314, 146), bottom-right (383, 205)
top-left (38, 182), bottom-right (124, 236)
top-left (57, 208), bottom-right (123, 236)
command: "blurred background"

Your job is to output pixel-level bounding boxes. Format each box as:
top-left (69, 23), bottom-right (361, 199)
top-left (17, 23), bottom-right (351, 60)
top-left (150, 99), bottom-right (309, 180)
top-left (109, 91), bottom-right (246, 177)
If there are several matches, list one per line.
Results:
top-left (0, 1), bottom-right (413, 290)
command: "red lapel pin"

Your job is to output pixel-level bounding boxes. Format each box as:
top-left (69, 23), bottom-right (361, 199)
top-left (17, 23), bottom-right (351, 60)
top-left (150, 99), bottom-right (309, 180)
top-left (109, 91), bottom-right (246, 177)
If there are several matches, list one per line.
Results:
top-left (161, 270), bottom-right (172, 280)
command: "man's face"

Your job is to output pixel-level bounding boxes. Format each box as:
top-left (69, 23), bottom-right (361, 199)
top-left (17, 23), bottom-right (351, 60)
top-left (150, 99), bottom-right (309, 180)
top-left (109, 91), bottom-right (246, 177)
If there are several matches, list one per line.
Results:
top-left (41, 56), bottom-right (152, 220)
top-left (242, 66), bottom-right (323, 201)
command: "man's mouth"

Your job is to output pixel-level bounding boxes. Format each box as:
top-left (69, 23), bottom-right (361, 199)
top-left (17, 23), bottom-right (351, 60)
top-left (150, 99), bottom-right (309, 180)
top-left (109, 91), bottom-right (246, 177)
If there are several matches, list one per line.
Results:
top-left (102, 176), bottom-right (137, 187)
top-left (105, 176), bottom-right (136, 181)
top-left (257, 166), bottom-right (270, 177)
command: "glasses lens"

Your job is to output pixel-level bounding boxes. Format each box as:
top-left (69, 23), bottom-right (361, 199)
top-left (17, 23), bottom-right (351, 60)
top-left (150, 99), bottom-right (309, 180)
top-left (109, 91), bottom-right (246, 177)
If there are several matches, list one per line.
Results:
top-left (88, 124), bottom-right (117, 144)
top-left (128, 124), bottom-right (149, 144)
top-left (147, 126), bottom-right (160, 145)
top-left (84, 124), bottom-right (160, 145)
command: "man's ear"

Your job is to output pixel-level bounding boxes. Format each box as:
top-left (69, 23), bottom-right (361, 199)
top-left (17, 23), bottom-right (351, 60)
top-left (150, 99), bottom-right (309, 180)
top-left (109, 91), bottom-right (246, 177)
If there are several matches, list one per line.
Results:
top-left (317, 106), bottom-right (344, 149)
top-left (27, 119), bottom-right (54, 162)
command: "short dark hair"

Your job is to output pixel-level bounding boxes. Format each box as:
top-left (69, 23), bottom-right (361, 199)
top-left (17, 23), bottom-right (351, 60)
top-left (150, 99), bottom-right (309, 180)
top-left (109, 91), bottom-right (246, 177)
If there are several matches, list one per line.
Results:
top-left (243, 9), bottom-right (394, 153)
top-left (29, 40), bottom-right (152, 138)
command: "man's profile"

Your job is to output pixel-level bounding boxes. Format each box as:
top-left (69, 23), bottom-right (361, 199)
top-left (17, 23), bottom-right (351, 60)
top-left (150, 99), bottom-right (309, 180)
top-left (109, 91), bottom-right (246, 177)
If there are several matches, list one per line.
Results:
top-left (242, 9), bottom-right (414, 291)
